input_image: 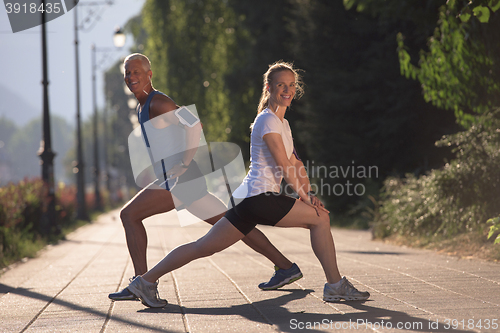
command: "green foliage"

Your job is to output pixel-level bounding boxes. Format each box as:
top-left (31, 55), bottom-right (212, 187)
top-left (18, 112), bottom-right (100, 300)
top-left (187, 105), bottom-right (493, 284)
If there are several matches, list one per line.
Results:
top-left (0, 178), bottom-right (46, 266)
top-left (339, 0), bottom-right (500, 240)
top-left (373, 109), bottom-right (500, 239)
top-left (0, 178), bottom-right (46, 230)
top-left (397, 1), bottom-right (500, 126)
top-left (225, 0), bottom-right (296, 148)
top-left (347, 0), bottom-right (500, 126)
top-left (141, 0), bottom-right (237, 142)
top-left (487, 216), bottom-right (500, 244)
top-left (284, 0), bottom-right (459, 214)
top-left (0, 177), bottom-right (121, 269)
top-left (0, 179), bottom-right (78, 268)
top-left (458, 0), bottom-right (500, 23)
top-left (0, 116), bottom-right (17, 144)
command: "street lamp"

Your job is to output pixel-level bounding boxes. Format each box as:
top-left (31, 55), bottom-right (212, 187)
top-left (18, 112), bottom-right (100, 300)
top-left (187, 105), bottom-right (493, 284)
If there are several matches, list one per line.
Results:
top-left (91, 27), bottom-right (126, 211)
top-left (73, 1), bottom-right (88, 221)
top-left (38, 0), bottom-right (57, 234)
top-left (113, 27), bottom-right (126, 49)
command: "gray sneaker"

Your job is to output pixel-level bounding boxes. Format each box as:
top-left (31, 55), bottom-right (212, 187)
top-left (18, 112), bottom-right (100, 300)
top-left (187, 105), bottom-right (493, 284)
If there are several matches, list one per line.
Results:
top-left (127, 276), bottom-right (167, 308)
top-left (108, 277), bottom-right (138, 301)
top-left (323, 277), bottom-right (370, 302)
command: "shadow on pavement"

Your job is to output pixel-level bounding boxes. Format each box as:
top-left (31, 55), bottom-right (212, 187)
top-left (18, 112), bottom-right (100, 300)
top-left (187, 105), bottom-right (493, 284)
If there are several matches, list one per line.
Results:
top-left (140, 288), bottom-right (472, 333)
top-left (0, 283), bottom-right (180, 333)
top-left (1, 282), bottom-right (473, 333)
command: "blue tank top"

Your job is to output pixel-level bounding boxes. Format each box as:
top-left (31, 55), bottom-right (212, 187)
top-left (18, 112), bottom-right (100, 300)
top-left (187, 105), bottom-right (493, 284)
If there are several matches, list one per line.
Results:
top-left (138, 90), bottom-right (186, 185)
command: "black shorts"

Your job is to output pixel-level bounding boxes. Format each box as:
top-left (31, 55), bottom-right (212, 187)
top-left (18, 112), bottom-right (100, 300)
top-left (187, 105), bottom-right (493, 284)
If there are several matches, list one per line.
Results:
top-left (224, 192), bottom-right (296, 235)
top-left (154, 160), bottom-right (208, 208)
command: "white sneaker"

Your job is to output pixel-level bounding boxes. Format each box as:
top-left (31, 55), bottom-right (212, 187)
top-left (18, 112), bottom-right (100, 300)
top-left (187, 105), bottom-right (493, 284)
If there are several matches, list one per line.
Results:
top-left (127, 276), bottom-right (167, 308)
top-left (323, 277), bottom-right (370, 302)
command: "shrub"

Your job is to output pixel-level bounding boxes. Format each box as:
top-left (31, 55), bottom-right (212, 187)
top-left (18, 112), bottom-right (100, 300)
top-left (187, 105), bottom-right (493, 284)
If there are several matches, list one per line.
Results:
top-left (487, 216), bottom-right (500, 244)
top-left (373, 109), bottom-right (500, 239)
top-left (0, 177), bottom-right (127, 268)
top-left (0, 178), bottom-right (47, 266)
top-left (0, 178), bottom-right (46, 230)
top-left (56, 183), bottom-right (76, 225)
top-left (0, 179), bottom-right (80, 267)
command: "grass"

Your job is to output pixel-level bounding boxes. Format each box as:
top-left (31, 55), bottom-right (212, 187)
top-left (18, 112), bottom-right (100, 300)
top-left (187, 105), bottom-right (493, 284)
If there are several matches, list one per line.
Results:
top-left (0, 218), bottom-right (86, 272)
top-left (333, 212), bottom-right (500, 262)
top-left (378, 229), bottom-right (500, 262)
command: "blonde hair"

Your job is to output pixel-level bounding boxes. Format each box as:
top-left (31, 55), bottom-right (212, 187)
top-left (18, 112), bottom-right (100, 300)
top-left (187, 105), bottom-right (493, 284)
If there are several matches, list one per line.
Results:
top-left (123, 53), bottom-right (151, 72)
top-left (256, 60), bottom-right (304, 114)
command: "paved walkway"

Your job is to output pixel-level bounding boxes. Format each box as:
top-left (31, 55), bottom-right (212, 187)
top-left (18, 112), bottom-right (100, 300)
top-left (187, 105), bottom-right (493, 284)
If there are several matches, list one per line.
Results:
top-left (0, 209), bottom-right (499, 332)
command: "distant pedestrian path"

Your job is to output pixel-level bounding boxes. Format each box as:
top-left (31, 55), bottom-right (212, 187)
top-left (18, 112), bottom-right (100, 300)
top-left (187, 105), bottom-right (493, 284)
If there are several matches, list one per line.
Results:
top-left (0, 209), bottom-right (499, 332)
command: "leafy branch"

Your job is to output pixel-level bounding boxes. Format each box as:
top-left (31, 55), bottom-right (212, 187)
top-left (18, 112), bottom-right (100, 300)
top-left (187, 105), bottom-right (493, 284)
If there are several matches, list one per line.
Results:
top-left (487, 216), bottom-right (500, 244)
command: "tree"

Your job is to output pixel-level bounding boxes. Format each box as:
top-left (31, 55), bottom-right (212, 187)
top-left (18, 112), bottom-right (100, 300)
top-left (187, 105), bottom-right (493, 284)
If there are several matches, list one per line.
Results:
top-left (0, 117), bottom-right (17, 145)
top-left (141, 0), bottom-right (239, 142)
top-left (0, 117), bottom-right (17, 185)
top-left (282, 0), bottom-right (459, 215)
top-left (7, 116), bottom-right (73, 183)
top-left (225, 0), bottom-right (297, 154)
top-left (346, 0), bottom-right (500, 125)
top-left (399, 1), bottom-right (500, 125)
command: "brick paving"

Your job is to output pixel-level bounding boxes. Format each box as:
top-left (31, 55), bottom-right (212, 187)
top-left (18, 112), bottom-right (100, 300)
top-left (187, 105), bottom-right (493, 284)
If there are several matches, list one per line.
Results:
top-left (1, 209), bottom-right (499, 332)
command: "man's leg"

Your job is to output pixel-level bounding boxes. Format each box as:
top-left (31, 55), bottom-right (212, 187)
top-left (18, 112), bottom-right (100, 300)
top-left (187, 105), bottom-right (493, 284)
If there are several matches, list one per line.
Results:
top-left (110, 184), bottom-right (176, 301)
top-left (120, 184), bottom-right (176, 276)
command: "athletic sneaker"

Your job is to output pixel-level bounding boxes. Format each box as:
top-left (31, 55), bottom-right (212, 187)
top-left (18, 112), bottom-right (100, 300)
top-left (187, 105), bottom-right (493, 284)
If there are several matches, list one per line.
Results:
top-left (323, 277), bottom-right (370, 302)
top-left (108, 277), bottom-right (138, 301)
top-left (127, 276), bottom-right (168, 308)
top-left (258, 263), bottom-right (303, 290)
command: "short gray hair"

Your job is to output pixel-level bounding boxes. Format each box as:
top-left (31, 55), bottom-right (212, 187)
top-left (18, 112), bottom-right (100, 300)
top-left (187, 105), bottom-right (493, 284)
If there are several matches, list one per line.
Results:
top-left (123, 53), bottom-right (151, 72)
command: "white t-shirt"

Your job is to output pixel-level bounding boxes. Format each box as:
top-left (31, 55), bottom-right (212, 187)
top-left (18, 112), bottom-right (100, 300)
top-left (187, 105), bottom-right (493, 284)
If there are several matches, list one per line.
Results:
top-left (232, 108), bottom-right (294, 198)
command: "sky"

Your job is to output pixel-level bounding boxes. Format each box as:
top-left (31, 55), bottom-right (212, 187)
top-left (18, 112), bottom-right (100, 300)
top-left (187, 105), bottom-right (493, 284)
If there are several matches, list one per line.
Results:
top-left (0, 0), bottom-right (145, 127)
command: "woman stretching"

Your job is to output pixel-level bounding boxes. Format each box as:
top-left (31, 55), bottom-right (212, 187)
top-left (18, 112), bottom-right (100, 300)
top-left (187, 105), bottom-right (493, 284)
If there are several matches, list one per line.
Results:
top-left (127, 61), bottom-right (370, 307)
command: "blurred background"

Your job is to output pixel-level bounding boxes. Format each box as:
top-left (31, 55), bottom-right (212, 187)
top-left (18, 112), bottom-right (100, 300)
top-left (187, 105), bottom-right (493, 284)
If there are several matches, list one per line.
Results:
top-left (1, 0), bottom-right (499, 265)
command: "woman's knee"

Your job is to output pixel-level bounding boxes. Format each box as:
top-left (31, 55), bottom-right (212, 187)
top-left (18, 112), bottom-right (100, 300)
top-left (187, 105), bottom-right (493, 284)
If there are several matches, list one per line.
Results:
top-left (308, 210), bottom-right (330, 229)
top-left (193, 239), bottom-right (220, 257)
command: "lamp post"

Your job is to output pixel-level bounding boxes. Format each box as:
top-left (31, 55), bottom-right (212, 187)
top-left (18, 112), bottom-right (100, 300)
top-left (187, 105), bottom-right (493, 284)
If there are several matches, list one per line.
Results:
top-left (103, 100), bottom-right (111, 194)
top-left (73, 1), bottom-right (88, 221)
top-left (91, 27), bottom-right (126, 211)
top-left (38, 0), bottom-right (57, 234)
